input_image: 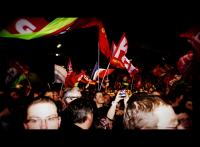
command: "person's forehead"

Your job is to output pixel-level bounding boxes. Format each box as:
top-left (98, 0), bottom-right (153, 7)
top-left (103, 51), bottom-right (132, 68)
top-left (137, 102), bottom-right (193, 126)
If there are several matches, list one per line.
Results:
top-left (96, 92), bottom-right (103, 96)
top-left (28, 103), bottom-right (57, 118)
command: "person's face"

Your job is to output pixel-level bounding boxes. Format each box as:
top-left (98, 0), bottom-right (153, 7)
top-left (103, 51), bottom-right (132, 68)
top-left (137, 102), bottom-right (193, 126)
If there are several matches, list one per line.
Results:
top-left (52, 91), bottom-right (59, 101)
top-left (24, 103), bottom-right (61, 129)
top-left (154, 105), bottom-right (178, 129)
top-left (104, 95), bottom-right (111, 104)
top-left (95, 92), bottom-right (104, 104)
top-left (10, 91), bottom-right (20, 100)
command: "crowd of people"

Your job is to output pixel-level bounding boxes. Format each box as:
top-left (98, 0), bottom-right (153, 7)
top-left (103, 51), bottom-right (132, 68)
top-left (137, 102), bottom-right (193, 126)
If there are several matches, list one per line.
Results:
top-left (0, 58), bottom-right (193, 130)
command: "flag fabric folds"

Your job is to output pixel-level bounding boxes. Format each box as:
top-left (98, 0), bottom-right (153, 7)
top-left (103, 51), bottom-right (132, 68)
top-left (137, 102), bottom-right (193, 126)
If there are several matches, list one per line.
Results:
top-left (92, 68), bottom-right (114, 80)
top-left (0, 17), bottom-right (112, 59)
top-left (0, 18), bottom-right (78, 40)
top-left (66, 57), bottom-right (73, 77)
top-left (91, 62), bottom-right (99, 79)
top-left (65, 71), bottom-right (85, 88)
top-left (54, 64), bottom-right (67, 84)
top-left (110, 33), bottom-right (139, 77)
top-left (177, 50), bottom-right (193, 74)
top-left (179, 25), bottom-right (200, 58)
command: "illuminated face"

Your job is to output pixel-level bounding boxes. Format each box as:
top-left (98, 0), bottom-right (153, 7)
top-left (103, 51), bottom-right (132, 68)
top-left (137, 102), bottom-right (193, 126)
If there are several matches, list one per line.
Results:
top-left (24, 103), bottom-right (61, 129)
top-left (95, 92), bottom-right (104, 104)
top-left (154, 105), bottom-right (178, 129)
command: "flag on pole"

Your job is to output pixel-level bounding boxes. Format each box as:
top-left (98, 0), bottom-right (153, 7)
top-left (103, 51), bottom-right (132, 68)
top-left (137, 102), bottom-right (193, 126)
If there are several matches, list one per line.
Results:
top-left (93, 68), bottom-right (114, 80)
top-left (91, 62), bottom-right (98, 79)
top-left (67, 57), bottom-right (73, 76)
top-left (54, 64), bottom-right (67, 84)
top-left (110, 33), bottom-right (128, 69)
top-left (109, 32), bottom-right (139, 77)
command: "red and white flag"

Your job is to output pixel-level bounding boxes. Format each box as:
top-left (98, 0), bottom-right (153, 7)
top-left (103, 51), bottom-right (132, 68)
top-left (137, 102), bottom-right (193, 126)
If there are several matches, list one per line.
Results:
top-left (177, 50), bottom-right (193, 74)
top-left (92, 68), bottom-right (114, 80)
top-left (110, 33), bottom-right (139, 77)
top-left (66, 57), bottom-right (73, 77)
top-left (179, 25), bottom-right (200, 57)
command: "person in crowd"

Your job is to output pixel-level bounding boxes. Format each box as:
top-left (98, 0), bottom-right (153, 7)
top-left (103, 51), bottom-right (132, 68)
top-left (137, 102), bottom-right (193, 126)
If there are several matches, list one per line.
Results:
top-left (106, 90), bottom-right (126, 130)
top-left (66, 97), bottom-right (94, 130)
top-left (23, 96), bottom-right (61, 129)
top-left (60, 86), bottom-right (82, 130)
top-left (123, 93), bottom-right (179, 129)
top-left (63, 87), bottom-right (82, 105)
top-left (92, 91), bottom-right (111, 129)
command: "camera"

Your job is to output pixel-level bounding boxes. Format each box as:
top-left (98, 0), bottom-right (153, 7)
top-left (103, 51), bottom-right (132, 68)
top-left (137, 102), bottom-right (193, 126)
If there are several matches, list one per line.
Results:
top-left (119, 89), bottom-right (126, 97)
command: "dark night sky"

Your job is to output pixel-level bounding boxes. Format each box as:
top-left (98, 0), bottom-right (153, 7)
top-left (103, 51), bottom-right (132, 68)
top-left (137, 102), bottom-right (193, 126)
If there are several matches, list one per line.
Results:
top-left (0, 15), bottom-right (197, 82)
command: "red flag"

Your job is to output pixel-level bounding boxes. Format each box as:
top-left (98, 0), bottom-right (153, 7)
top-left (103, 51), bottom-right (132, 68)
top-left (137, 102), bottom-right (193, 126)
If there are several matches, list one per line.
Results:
top-left (152, 64), bottom-right (167, 77)
top-left (65, 72), bottom-right (76, 88)
top-left (4, 18), bottom-right (49, 34)
top-left (110, 33), bottom-right (128, 69)
top-left (109, 33), bottom-right (139, 77)
top-left (93, 68), bottom-right (114, 80)
top-left (177, 50), bottom-right (193, 74)
top-left (110, 41), bottom-right (125, 69)
top-left (67, 57), bottom-right (73, 76)
top-left (110, 58), bottom-right (125, 69)
top-left (98, 24), bottom-right (111, 58)
top-left (65, 71), bottom-right (85, 88)
top-left (179, 25), bottom-right (200, 58)
top-left (112, 33), bottom-right (128, 59)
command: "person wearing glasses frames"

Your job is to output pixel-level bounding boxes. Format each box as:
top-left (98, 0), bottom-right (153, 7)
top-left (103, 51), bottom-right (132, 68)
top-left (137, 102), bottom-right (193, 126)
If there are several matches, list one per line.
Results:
top-left (23, 96), bottom-right (61, 129)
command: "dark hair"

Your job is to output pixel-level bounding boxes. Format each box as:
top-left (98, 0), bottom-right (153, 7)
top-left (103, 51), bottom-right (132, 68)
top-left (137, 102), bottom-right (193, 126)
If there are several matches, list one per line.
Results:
top-left (67, 97), bottom-right (93, 123)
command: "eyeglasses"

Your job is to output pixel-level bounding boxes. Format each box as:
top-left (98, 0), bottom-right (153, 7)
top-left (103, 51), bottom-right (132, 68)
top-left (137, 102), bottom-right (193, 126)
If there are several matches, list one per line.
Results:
top-left (26, 116), bottom-right (59, 126)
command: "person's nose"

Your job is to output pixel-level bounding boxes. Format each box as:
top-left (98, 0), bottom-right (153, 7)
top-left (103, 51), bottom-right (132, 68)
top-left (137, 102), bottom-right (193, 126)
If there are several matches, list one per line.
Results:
top-left (40, 119), bottom-right (48, 129)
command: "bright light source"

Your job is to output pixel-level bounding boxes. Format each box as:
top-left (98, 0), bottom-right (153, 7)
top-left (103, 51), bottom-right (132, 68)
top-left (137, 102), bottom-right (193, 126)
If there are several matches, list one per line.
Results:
top-left (57, 43), bottom-right (62, 48)
top-left (55, 53), bottom-right (60, 56)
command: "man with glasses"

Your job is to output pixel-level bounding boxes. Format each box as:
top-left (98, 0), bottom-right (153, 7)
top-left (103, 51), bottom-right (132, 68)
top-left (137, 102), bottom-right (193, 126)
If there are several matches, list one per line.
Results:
top-left (23, 96), bottom-right (61, 129)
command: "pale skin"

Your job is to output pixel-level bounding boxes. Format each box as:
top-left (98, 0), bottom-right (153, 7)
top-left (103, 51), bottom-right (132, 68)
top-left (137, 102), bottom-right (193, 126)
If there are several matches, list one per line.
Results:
top-left (24, 103), bottom-right (61, 129)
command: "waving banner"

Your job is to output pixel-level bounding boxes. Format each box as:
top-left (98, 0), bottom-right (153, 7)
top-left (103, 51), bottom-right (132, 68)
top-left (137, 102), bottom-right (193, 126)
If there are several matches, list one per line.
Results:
top-left (92, 68), bottom-right (114, 80)
top-left (0, 17), bottom-right (111, 58)
top-left (110, 33), bottom-right (139, 77)
top-left (0, 18), bottom-right (78, 40)
top-left (54, 64), bottom-right (67, 84)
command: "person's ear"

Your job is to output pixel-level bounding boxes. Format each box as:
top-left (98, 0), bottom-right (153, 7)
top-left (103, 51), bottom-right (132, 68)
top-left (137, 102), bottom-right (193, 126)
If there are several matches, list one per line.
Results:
top-left (86, 113), bottom-right (93, 123)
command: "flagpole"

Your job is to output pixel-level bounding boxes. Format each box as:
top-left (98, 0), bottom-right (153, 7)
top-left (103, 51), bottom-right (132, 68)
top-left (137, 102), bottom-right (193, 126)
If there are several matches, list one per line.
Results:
top-left (48, 83), bottom-right (51, 90)
top-left (99, 62), bottom-right (110, 91)
top-left (98, 42), bottom-right (100, 91)
top-left (131, 77), bottom-right (134, 91)
top-left (59, 83), bottom-right (64, 97)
